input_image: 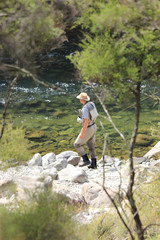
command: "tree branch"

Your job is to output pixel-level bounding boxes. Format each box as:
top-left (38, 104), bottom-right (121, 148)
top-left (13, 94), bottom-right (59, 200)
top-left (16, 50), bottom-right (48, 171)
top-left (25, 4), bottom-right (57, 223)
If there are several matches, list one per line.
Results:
top-left (2, 64), bottom-right (62, 91)
top-left (143, 223), bottom-right (160, 234)
top-left (102, 186), bottom-right (135, 240)
top-left (87, 80), bottom-right (128, 146)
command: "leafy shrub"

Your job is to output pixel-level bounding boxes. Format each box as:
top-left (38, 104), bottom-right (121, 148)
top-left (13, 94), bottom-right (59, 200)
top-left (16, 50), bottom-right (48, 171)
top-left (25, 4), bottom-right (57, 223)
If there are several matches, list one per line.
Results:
top-left (0, 123), bottom-right (32, 166)
top-left (78, 211), bottom-right (128, 240)
top-left (0, 191), bottom-right (79, 240)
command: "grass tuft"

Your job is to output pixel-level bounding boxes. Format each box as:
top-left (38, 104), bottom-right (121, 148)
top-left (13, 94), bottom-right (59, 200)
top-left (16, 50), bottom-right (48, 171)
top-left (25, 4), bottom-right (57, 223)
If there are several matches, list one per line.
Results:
top-left (0, 190), bottom-right (79, 240)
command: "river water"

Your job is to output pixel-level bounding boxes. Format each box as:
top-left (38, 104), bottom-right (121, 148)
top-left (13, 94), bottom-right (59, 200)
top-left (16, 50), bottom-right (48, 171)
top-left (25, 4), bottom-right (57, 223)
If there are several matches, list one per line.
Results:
top-left (0, 48), bottom-right (159, 160)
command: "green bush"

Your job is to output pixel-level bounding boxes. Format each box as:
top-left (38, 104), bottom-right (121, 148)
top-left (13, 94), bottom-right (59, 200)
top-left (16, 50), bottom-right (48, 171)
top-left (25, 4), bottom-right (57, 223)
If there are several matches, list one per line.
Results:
top-left (0, 191), bottom-right (79, 240)
top-left (0, 123), bottom-right (32, 166)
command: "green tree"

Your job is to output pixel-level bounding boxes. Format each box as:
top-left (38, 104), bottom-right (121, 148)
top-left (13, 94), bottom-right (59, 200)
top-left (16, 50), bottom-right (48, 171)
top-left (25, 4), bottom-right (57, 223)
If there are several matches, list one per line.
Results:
top-left (0, 0), bottom-right (71, 139)
top-left (69, 0), bottom-right (160, 239)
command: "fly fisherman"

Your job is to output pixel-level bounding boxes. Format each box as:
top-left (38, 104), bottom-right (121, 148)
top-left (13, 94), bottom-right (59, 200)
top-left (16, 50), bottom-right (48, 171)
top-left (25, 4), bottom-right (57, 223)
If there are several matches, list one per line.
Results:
top-left (74, 92), bottom-right (98, 169)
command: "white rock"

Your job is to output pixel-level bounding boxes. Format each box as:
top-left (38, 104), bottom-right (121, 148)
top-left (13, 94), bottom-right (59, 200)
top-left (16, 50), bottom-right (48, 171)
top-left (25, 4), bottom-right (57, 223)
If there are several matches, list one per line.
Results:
top-left (81, 182), bottom-right (117, 208)
top-left (52, 180), bottom-right (84, 204)
top-left (108, 167), bottom-right (117, 172)
top-left (15, 176), bottom-right (43, 190)
top-left (28, 153), bottom-right (42, 166)
top-left (12, 166), bottom-right (43, 180)
top-left (42, 152), bottom-right (56, 167)
top-left (115, 160), bottom-right (124, 168)
top-left (43, 162), bottom-right (55, 170)
top-left (44, 176), bottom-right (53, 188)
top-left (41, 167), bottom-right (57, 179)
top-left (0, 197), bottom-right (10, 205)
top-left (53, 158), bottom-right (68, 170)
top-left (58, 164), bottom-right (88, 183)
top-left (99, 156), bottom-right (115, 166)
top-left (56, 151), bottom-right (78, 160)
top-left (67, 156), bottom-right (81, 166)
top-left (152, 159), bottom-right (160, 167)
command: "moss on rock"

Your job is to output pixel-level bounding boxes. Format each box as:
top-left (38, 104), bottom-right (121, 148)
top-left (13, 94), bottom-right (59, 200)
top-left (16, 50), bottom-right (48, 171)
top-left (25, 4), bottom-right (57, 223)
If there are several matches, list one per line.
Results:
top-left (28, 131), bottom-right (46, 140)
top-left (135, 134), bottom-right (154, 147)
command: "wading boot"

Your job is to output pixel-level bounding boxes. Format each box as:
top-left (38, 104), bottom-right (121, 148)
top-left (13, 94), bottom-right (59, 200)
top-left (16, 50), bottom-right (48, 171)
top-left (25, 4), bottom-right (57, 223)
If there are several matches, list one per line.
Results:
top-left (88, 158), bottom-right (97, 169)
top-left (79, 154), bottom-right (90, 167)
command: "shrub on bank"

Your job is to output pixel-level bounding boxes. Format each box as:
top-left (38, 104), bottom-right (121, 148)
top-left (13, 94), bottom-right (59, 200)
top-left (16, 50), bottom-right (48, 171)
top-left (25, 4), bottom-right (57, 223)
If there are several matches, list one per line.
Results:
top-left (78, 212), bottom-right (128, 240)
top-left (0, 123), bottom-right (32, 167)
top-left (0, 191), bottom-right (79, 240)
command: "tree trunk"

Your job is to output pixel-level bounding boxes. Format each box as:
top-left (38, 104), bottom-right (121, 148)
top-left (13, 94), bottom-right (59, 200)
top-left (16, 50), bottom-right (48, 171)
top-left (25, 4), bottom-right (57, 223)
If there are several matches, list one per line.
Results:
top-left (127, 82), bottom-right (144, 240)
top-left (0, 75), bottom-right (19, 140)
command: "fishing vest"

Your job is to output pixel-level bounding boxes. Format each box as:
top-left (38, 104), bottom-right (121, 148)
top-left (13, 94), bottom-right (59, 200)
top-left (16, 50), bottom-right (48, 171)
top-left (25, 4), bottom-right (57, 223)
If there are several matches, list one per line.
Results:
top-left (77, 101), bottom-right (98, 124)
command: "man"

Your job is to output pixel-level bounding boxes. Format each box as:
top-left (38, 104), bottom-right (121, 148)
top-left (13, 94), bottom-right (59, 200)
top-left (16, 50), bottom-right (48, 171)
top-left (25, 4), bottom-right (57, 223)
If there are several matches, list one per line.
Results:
top-left (74, 92), bottom-right (98, 169)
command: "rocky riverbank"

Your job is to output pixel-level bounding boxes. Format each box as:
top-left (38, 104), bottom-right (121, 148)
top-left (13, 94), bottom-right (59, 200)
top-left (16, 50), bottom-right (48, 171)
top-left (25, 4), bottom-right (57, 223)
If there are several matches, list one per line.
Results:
top-left (0, 142), bottom-right (160, 224)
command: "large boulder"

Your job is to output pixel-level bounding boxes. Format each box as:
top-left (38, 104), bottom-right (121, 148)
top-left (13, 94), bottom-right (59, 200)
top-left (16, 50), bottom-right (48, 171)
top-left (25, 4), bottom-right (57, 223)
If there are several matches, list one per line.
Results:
top-left (81, 182), bottom-right (118, 208)
top-left (42, 152), bottom-right (56, 167)
top-left (52, 158), bottom-right (68, 171)
top-left (15, 175), bottom-right (44, 190)
top-left (52, 151), bottom-right (80, 170)
top-left (27, 153), bottom-right (42, 166)
top-left (67, 155), bottom-right (81, 166)
top-left (41, 167), bottom-right (57, 180)
top-left (56, 151), bottom-right (78, 160)
top-left (11, 166), bottom-right (43, 179)
top-left (58, 164), bottom-right (88, 183)
top-left (52, 180), bottom-right (84, 204)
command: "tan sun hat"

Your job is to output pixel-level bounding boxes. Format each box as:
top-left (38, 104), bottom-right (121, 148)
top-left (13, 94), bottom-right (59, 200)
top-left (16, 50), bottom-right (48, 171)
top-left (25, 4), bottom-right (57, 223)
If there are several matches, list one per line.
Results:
top-left (76, 92), bottom-right (90, 101)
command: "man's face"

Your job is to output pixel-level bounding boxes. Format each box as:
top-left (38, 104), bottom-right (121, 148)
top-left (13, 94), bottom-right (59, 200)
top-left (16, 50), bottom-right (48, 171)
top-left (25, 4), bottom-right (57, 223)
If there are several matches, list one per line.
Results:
top-left (80, 99), bottom-right (86, 104)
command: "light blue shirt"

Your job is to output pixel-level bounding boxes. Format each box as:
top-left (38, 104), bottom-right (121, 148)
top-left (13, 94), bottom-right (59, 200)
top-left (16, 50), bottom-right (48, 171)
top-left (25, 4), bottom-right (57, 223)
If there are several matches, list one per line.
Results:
top-left (82, 102), bottom-right (95, 123)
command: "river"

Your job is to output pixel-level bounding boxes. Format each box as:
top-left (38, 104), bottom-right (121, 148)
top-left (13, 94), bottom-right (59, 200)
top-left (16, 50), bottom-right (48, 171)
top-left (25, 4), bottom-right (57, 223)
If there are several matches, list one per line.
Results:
top-left (0, 46), bottom-right (159, 160)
